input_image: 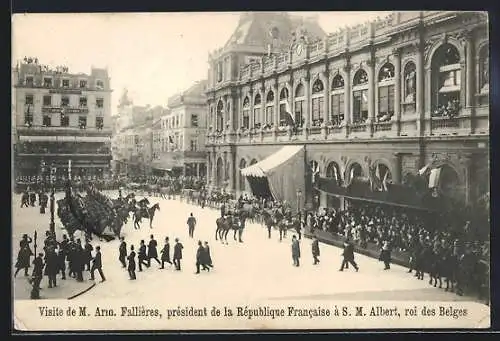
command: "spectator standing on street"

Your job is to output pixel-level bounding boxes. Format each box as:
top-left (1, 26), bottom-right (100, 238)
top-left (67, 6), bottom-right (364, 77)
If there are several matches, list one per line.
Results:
top-left (90, 246), bottom-right (106, 282)
top-left (118, 237), bottom-right (127, 268)
top-left (14, 234), bottom-right (33, 277)
top-left (45, 247), bottom-right (58, 288)
top-left (56, 245), bottom-right (66, 280)
top-left (291, 235), bottom-right (301, 267)
top-left (30, 253), bottom-right (44, 299)
top-left (187, 213), bottom-right (197, 238)
top-left (195, 241), bottom-right (209, 274)
top-left (204, 241), bottom-right (213, 268)
top-left (138, 240), bottom-right (149, 272)
top-left (173, 238), bottom-right (184, 271)
top-left (83, 239), bottom-right (94, 271)
top-left (127, 245), bottom-right (136, 280)
top-left (160, 237), bottom-right (172, 269)
top-left (379, 240), bottom-right (392, 270)
top-left (312, 236), bottom-right (320, 265)
top-left (148, 235), bottom-right (161, 267)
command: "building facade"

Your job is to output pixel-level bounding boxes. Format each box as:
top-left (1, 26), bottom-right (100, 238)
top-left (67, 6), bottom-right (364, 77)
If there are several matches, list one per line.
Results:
top-left (13, 58), bottom-right (113, 181)
top-left (151, 80), bottom-right (208, 177)
top-left (205, 11), bottom-right (489, 210)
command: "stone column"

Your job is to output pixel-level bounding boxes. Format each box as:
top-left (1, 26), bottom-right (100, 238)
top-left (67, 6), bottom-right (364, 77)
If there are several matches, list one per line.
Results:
top-left (460, 154), bottom-right (474, 206)
top-left (228, 152), bottom-right (234, 192)
top-left (392, 153), bottom-right (402, 184)
top-left (323, 70), bottom-right (330, 124)
top-left (303, 72), bottom-right (310, 137)
top-left (249, 89), bottom-right (254, 129)
top-left (394, 48), bottom-right (402, 121)
top-left (343, 64), bottom-right (351, 126)
top-left (273, 81), bottom-right (279, 130)
top-left (206, 152), bottom-right (211, 182)
top-left (416, 43), bottom-right (424, 117)
top-left (260, 85), bottom-right (265, 127)
top-left (465, 34), bottom-right (475, 108)
top-left (222, 151), bottom-right (227, 188)
top-left (211, 152), bottom-right (217, 187)
top-left (228, 95), bottom-right (235, 132)
top-left (367, 57), bottom-right (376, 123)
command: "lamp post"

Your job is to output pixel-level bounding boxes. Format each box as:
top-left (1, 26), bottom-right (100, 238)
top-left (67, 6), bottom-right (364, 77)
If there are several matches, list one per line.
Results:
top-left (49, 176), bottom-right (55, 236)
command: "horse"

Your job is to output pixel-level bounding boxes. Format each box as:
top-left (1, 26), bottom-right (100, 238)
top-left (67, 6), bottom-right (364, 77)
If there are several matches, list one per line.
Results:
top-left (262, 209), bottom-right (275, 239)
top-left (133, 203), bottom-right (160, 229)
top-left (215, 214), bottom-right (240, 244)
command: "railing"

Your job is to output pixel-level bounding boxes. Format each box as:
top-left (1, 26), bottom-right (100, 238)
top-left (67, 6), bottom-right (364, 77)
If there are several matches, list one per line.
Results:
top-left (431, 117), bottom-right (460, 130)
top-left (349, 124), bottom-right (367, 133)
top-left (374, 122), bottom-right (392, 132)
top-left (17, 125), bottom-right (112, 136)
top-left (309, 40), bottom-right (325, 59)
top-left (240, 66), bottom-right (250, 80)
top-left (263, 58), bottom-right (274, 74)
top-left (328, 126), bottom-right (343, 134)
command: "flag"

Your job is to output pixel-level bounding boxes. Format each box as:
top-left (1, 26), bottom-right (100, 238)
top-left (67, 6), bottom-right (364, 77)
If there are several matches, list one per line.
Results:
top-left (382, 171), bottom-right (389, 192)
top-left (428, 168), bottom-right (442, 188)
top-left (375, 164), bottom-right (381, 180)
top-left (283, 100), bottom-right (295, 127)
top-left (418, 164), bottom-right (430, 176)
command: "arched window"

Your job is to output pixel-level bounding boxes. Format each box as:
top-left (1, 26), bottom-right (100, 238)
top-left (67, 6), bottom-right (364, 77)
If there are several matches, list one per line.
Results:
top-left (352, 69), bottom-right (369, 124)
top-left (294, 83), bottom-right (305, 128)
top-left (239, 159), bottom-right (247, 191)
top-left (326, 161), bottom-right (342, 186)
top-left (253, 93), bottom-right (261, 129)
top-left (403, 62), bottom-right (416, 104)
top-left (279, 87), bottom-right (290, 127)
top-left (242, 96), bottom-right (250, 129)
top-left (378, 63), bottom-right (395, 122)
top-left (216, 100), bottom-right (224, 131)
top-left (348, 162), bottom-right (364, 183)
top-left (330, 75), bottom-right (345, 126)
top-left (431, 43), bottom-right (462, 117)
top-left (265, 90), bottom-right (274, 127)
top-left (311, 79), bottom-right (324, 127)
top-left (439, 164), bottom-right (462, 203)
top-left (479, 46), bottom-right (489, 93)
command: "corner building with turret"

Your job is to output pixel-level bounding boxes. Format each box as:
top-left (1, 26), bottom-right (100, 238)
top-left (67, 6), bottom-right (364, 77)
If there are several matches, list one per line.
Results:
top-left (205, 12), bottom-right (489, 212)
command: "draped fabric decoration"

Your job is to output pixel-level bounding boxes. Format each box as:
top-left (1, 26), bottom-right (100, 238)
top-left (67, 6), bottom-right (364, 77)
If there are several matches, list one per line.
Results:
top-left (241, 145), bottom-right (305, 207)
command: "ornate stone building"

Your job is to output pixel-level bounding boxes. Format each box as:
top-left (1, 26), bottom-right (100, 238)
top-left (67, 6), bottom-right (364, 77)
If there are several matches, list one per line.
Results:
top-left (205, 11), bottom-right (489, 210)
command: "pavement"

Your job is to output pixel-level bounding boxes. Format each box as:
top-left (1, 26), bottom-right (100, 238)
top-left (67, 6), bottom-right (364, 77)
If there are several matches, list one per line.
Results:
top-left (12, 191), bottom-right (490, 331)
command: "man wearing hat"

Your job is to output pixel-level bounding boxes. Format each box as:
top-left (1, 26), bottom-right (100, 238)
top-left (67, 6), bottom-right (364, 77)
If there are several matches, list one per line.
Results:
top-left (379, 240), bottom-right (392, 270)
top-left (311, 236), bottom-right (320, 265)
top-left (173, 238), bottom-right (184, 271)
top-left (340, 238), bottom-right (358, 272)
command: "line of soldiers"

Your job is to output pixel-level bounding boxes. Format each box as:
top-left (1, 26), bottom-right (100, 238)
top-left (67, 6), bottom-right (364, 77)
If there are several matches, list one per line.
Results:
top-left (118, 234), bottom-right (214, 279)
top-left (20, 189), bottom-right (48, 213)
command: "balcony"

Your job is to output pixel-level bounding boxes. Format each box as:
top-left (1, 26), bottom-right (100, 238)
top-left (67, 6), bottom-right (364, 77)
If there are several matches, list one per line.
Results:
top-left (42, 106), bottom-right (89, 114)
top-left (17, 125), bottom-right (112, 137)
top-left (349, 124), bottom-right (368, 133)
top-left (374, 122), bottom-right (393, 132)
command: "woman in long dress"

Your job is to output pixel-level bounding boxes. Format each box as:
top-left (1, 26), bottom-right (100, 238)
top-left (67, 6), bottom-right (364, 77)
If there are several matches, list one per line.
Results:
top-left (15, 234), bottom-right (33, 277)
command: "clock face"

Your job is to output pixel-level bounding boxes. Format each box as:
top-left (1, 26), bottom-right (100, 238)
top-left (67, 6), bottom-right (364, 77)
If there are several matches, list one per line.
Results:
top-left (296, 44), bottom-right (303, 56)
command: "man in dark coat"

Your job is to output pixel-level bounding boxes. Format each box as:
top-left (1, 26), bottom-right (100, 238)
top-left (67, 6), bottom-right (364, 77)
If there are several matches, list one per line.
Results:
top-left (127, 245), bottom-right (136, 280)
top-left (56, 245), bottom-right (66, 280)
top-left (187, 213), bottom-right (197, 238)
top-left (312, 236), bottom-right (320, 265)
top-left (45, 247), bottom-right (58, 288)
top-left (204, 241), bottom-right (213, 268)
top-left (74, 239), bottom-right (85, 282)
top-left (83, 239), bottom-right (94, 271)
top-left (147, 235), bottom-right (161, 266)
top-left (118, 237), bottom-right (127, 268)
top-left (160, 237), bottom-right (172, 269)
top-left (90, 246), bottom-right (106, 282)
top-left (291, 235), bottom-right (301, 267)
top-left (195, 241), bottom-right (209, 274)
top-left (138, 240), bottom-right (149, 271)
top-left (173, 238), bottom-right (184, 271)
top-left (340, 239), bottom-right (359, 272)
top-left (379, 240), bottom-right (392, 270)
top-left (31, 253), bottom-right (44, 299)
top-left (15, 234), bottom-right (33, 277)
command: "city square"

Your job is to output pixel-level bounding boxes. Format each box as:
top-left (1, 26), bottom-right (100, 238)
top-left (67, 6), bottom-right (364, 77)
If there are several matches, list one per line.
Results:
top-left (12, 11), bottom-right (490, 330)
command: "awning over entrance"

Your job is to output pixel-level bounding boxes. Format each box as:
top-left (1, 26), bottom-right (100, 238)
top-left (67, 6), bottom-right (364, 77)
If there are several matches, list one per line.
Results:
top-left (241, 145), bottom-right (305, 208)
top-left (241, 145), bottom-right (304, 177)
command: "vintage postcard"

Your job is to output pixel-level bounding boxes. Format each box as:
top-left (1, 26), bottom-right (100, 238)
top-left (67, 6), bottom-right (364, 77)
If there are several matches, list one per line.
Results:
top-left (11, 11), bottom-right (490, 331)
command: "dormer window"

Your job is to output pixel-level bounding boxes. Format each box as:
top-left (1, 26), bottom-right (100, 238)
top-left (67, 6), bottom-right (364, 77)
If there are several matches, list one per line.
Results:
top-left (25, 76), bottom-right (34, 87)
top-left (62, 79), bottom-right (70, 88)
top-left (80, 79), bottom-right (88, 88)
top-left (96, 80), bottom-right (104, 90)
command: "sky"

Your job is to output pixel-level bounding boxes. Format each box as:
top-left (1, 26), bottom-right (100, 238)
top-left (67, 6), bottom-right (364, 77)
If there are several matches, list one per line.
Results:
top-left (12, 11), bottom-right (390, 116)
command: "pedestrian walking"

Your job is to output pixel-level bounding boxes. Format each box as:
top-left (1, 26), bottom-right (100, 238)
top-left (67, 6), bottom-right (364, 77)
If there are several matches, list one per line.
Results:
top-left (90, 246), bottom-right (106, 282)
top-left (83, 239), bottom-right (94, 271)
top-left (187, 213), bottom-right (197, 238)
top-left (379, 240), bottom-right (392, 270)
top-left (291, 235), bottom-right (301, 267)
top-left (195, 241), bottom-right (209, 274)
top-left (147, 235), bottom-right (161, 266)
top-left (14, 234), bottom-right (33, 277)
top-left (30, 253), bottom-right (44, 298)
top-left (118, 237), bottom-right (127, 268)
top-left (339, 239), bottom-right (359, 272)
top-left (138, 240), bottom-right (149, 271)
top-left (204, 241), bottom-right (213, 268)
top-left (312, 236), bottom-right (320, 265)
top-left (173, 238), bottom-right (184, 271)
top-left (160, 237), bottom-right (172, 269)
top-left (56, 245), bottom-right (66, 280)
top-left (127, 245), bottom-right (136, 280)
top-left (75, 239), bottom-right (85, 282)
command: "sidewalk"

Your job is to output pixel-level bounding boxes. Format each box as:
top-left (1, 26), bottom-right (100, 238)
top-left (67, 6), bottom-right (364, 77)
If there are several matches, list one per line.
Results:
top-left (13, 274), bottom-right (96, 300)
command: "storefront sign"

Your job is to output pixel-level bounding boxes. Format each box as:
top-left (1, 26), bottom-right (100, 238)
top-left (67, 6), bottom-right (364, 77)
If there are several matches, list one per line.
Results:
top-left (49, 89), bottom-right (82, 95)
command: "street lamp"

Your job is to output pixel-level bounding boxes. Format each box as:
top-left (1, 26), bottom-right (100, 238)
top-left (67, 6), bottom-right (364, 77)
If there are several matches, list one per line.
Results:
top-left (49, 175), bottom-right (55, 236)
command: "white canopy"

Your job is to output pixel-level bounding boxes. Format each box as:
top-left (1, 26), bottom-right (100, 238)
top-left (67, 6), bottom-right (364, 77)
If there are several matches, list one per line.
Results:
top-left (241, 145), bottom-right (304, 178)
